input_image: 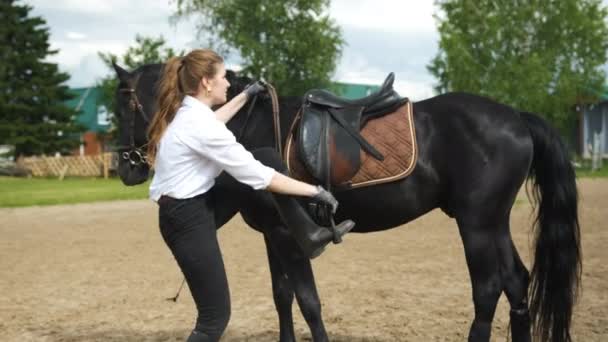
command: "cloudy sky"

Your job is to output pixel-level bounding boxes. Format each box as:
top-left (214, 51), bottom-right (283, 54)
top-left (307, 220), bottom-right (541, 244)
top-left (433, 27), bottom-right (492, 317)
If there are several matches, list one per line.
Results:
top-left (23, 0), bottom-right (440, 100)
top-left (22, 0), bottom-right (608, 101)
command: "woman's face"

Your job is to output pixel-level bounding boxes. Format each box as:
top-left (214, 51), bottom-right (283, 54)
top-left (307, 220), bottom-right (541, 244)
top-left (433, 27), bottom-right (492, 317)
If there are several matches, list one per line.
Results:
top-left (206, 63), bottom-right (231, 106)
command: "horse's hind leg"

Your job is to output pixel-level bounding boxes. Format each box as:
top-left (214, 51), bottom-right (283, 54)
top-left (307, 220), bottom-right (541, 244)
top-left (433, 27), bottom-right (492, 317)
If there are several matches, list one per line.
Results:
top-left (264, 235), bottom-right (297, 342)
top-left (498, 234), bottom-right (531, 342)
top-left (456, 214), bottom-right (505, 342)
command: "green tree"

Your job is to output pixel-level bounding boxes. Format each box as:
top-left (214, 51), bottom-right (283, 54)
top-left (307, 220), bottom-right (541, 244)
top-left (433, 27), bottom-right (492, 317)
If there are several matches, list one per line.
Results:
top-left (428, 0), bottom-right (608, 128)
top-left (0, 0), bottom-right (83, 159)
top-left (174, 0), bottom-right (344, 96)
top-left (97, 34), bottom-right (181, 130)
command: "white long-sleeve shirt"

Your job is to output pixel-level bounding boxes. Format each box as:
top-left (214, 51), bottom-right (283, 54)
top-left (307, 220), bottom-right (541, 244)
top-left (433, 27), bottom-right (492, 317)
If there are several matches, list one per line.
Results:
top-left (149, 95), bottom-right (276, 202)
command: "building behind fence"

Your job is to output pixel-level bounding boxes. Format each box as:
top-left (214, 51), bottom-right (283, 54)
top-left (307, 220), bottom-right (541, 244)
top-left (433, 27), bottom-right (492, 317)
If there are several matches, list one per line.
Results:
top-left (579, 100), bottom-right (607, 159)
top-left (16, 152), bottom-right (116, 178)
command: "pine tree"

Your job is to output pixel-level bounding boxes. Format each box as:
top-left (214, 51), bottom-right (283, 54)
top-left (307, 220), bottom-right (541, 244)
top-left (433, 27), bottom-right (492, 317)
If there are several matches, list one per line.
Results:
top-left (0, 0), bottom-right (82, 159)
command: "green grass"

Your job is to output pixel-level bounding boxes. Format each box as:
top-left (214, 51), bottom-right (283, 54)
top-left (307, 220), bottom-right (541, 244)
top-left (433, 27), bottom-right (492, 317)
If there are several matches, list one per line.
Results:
top-left (575, 166), bottom-right (608, 178)
top-left (575, 162), bottom-right (608, 178)
top-left (0, 176), bottom-right (150, 208)
top-left (0, 161), bottom-right (605, 208)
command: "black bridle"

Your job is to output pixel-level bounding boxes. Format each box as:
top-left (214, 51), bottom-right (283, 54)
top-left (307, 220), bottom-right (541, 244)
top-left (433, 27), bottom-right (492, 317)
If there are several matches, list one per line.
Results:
top-left (236, 94), bottom-right (259, 142)
top-left (116, 73), bottom-right (150, 167)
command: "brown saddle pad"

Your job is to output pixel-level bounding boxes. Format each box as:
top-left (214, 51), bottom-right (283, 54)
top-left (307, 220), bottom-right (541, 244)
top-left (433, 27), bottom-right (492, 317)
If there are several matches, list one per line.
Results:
top-left (285, 101), bottom-right (417, 189)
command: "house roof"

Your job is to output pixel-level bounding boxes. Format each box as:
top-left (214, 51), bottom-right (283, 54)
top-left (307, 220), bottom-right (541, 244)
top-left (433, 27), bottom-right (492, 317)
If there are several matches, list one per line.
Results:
top-left (65, 87), bottom-right (111, 133)
top-left (334, 82), bottom-right (381, 98)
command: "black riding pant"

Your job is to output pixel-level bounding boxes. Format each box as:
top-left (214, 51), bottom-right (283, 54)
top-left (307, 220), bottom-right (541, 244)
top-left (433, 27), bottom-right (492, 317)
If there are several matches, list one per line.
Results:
top-left (158, 148), bottom-right (285, 342)
top-left (159, 192), bottom-right (228, 342)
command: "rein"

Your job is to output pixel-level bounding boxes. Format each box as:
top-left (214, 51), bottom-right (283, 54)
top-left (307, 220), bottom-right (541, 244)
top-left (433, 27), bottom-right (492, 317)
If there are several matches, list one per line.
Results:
top-left (235, 83), bottom-right (282, 157)
top-left (235, 94), bottom-right (259, 143)
top-left (267, 83), bottom-right (283, 158)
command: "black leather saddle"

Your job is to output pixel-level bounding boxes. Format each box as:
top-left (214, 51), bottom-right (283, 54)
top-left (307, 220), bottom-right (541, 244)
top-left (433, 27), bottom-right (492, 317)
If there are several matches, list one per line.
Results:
top-left (304, 72), bottom-right (403, 122)
top-left (297, 73), bottom-right (409, 187)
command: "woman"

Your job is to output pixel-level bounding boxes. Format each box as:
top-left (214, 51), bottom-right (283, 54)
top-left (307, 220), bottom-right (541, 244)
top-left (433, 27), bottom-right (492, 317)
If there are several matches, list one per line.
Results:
top-left (147, 49), bottom-right (354, 342)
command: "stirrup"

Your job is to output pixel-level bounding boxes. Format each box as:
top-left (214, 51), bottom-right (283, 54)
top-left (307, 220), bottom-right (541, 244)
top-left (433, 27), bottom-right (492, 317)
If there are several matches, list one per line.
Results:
top-left (308, 219), bottom-right (355, 259)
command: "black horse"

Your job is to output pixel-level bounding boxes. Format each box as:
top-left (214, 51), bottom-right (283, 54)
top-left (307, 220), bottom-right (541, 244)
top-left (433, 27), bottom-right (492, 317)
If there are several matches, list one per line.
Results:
top-left (113, 62), bottom-right (581, 342)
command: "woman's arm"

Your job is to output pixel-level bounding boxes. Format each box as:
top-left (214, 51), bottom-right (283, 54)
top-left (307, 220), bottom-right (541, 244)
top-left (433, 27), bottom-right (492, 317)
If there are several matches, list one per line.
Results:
top-left (266, 172), bottom-right (338, 212)
top-left (266, 172), bottom-right (318, 196)
top-left (215, 81), bottom-right (266, 123)
top-left (215, 92), bottom-right (248, 123)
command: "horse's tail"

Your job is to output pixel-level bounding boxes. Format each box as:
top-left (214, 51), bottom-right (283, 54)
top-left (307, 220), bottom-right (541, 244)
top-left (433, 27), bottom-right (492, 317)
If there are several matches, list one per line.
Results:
top-left (520, 112), bottom-right (581, 342)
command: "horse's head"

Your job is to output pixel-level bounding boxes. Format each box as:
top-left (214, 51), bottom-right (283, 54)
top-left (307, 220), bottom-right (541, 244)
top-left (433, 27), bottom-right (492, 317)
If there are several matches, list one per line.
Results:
top-left (225, 69), bottom-right (250, 100)
top-left (113, 62), bottom-right (161, 186)
top-left (224, 69), bottom-right (273, 103)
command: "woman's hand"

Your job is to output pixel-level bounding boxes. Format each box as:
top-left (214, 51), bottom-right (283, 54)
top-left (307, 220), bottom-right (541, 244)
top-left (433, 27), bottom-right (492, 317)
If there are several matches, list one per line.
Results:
top-left (312, 185), bottom-right (339, 213)
top-left (266, 173), bottom-right (339, 214)
top-left (243, 81), bottom-right (266, 99)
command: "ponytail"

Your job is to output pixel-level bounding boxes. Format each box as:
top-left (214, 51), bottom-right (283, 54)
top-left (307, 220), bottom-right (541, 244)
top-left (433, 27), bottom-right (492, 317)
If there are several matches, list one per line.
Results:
top-left (147, 57), bottom-right (183, 166)
top-left (146, 49), bottom-right (224, 166)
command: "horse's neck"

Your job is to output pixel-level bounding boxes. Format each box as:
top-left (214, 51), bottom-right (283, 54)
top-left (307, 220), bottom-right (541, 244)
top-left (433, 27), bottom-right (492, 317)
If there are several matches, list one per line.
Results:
top-left (277, 96), bottom-right (302, 149)
top-left (234, 94), bottom-right (301, 151)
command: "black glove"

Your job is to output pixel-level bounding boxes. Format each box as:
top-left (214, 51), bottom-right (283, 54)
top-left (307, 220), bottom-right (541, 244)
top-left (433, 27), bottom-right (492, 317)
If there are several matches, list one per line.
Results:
top-left (312, 185), bottom-right (339, 214)
top-left (243, 81), bottom-right (266, 99)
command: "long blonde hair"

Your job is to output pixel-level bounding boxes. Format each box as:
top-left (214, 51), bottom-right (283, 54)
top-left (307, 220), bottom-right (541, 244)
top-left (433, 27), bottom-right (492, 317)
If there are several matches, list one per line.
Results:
top-left (147, 49), bottom-right (224, 165)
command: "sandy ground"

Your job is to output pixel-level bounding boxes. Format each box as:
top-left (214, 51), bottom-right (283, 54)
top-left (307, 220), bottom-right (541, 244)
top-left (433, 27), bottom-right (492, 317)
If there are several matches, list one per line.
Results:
top-left (1, 179), bottom-right (606, 342)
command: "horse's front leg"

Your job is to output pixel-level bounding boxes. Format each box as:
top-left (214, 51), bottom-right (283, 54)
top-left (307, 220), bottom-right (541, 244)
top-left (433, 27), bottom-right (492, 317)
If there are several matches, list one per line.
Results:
top-left (264, 235), bottom-right (297, 342)
top-left (266, 228), bottom-right (329, 342)
top-left (228, 170), bottom-right (329, 341)
top-left (214, 173), bottom-right (299, 340)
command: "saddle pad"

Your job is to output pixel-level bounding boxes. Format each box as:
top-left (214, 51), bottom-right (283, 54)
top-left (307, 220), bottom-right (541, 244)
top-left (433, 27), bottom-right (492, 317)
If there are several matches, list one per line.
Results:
top-left (285, 101), bottom-right (417, 189)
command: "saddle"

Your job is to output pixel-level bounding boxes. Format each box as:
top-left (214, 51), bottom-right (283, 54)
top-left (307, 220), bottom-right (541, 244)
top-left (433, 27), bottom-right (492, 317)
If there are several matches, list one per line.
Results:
top-left (286, 73), bottom-right (417, 190)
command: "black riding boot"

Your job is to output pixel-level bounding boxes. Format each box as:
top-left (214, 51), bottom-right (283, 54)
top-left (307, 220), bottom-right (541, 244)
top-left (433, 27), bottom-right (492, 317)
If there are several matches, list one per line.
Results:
top-left (272, 194), bottom-right (354, 258)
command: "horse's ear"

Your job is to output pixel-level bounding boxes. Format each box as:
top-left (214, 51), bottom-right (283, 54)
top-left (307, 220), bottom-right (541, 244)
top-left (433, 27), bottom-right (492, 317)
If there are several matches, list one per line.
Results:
top-left (112, 62), bottom-right (130, 82)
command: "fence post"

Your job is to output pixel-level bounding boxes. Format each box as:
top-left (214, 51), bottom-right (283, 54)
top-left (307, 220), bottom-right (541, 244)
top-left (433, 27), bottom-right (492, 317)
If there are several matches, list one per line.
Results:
top-left (600, 131), bottom-right (604, 169)
top-left (103, 153), bottom-right (109, 179)
top-left (591, 132), bottom-right (603, 171)
top-left (58, 164), bottom-right (69, 180)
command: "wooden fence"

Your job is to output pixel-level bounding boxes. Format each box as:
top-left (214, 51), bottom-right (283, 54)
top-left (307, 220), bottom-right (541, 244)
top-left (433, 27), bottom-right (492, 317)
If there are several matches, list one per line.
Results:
top-left (16, 152), bottom-right (116, 178)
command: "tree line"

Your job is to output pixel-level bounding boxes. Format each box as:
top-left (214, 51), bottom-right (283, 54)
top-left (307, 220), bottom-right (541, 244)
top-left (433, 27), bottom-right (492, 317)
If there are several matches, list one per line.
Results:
top-left (1, 0), bottom-right (607, 160)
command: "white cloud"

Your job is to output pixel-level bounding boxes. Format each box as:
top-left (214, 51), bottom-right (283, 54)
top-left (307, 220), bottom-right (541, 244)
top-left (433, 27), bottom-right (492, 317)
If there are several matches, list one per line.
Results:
top-left (68, 53), bottom-right (109, 87)
top-left (66, 31), bottom-right (86, 40)
top-left (24, 0), bottom-right (200, 87)
top-left (26, 0), bottom-right (115, 14)
top-left (24, 0), bottom-right (168, 15)
top-left (48, 40), bottom-right (127, 68)
top-left (330, 0), bottom-right (437, 33)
